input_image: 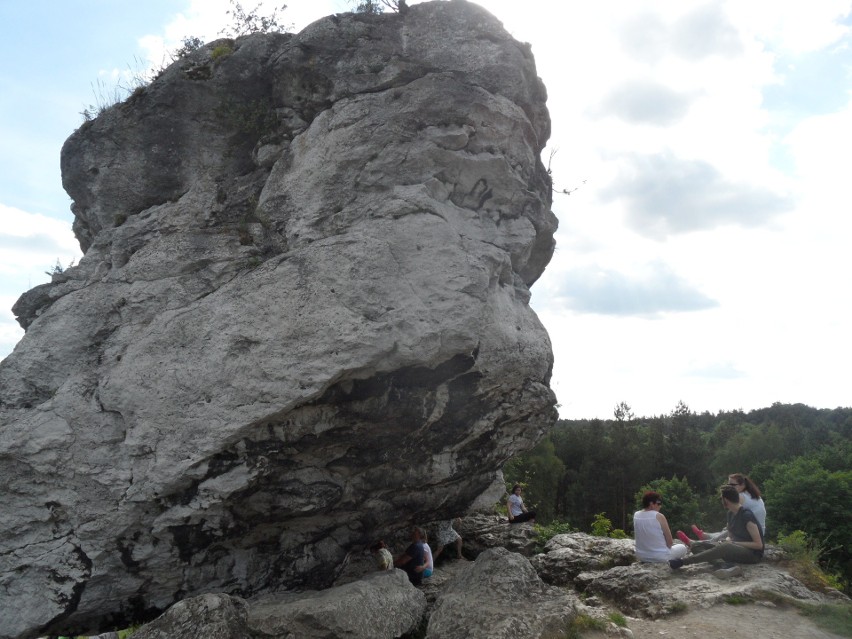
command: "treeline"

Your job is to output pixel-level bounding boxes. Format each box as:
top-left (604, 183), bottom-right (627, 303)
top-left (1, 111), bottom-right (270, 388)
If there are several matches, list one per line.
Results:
top-left (503, 402), bottom-right (852, 584)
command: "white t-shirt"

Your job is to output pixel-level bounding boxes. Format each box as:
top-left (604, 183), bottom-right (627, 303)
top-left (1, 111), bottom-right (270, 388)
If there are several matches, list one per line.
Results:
top-left (633, 510), bottom-right (670, 562)
top-left (508, 493), bottom-right (524, 517)
top-left (423, 543), bottom-right (433, 570)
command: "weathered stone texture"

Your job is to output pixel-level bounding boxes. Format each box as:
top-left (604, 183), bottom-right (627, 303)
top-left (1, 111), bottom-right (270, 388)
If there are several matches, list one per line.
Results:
top-left (425, 547), bottom-right (577, 639)
top-left (0, 2), bottom-right (556, 637)
top-left (247, 569), bottom-right (426, 638)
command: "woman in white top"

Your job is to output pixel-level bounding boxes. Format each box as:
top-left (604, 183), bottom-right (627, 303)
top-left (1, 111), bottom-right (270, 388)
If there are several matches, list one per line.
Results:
top-left (633, 491), bottom-right (689, 563)
top-left (507, 485), bottom-right (537, 524)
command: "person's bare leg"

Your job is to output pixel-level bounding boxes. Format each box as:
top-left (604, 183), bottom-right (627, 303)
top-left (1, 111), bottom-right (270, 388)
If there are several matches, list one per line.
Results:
top-left (455, 536), bottom-right (463, 559)
top-left (433, 545), bottom-right (444, 561)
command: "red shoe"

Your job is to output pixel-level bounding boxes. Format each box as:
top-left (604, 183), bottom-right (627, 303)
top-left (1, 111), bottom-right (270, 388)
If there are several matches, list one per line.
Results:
top-left (676, 530), bottom-right (692, 545)
top-left (691, 525), bottom-right (706, 540)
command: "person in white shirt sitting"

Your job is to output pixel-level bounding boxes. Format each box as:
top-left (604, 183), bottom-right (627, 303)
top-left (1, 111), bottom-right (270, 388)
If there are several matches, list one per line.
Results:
top-left (633, 490), bottom-right (689, 563)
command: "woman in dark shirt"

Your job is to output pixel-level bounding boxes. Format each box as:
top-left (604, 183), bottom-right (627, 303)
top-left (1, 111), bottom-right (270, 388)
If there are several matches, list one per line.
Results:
top-left (669, 484), bottom-right (764, 569)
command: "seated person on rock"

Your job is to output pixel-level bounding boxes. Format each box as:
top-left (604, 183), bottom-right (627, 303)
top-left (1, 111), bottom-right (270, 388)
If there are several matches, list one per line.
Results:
top-left (633, 490), bottom-right (688, 563)
top-left (415, 531), bottom-right (434, 578)
top-left (670, 484), bottom-right (764, 570)
top-left (370, 540), bottom-right (394, 571)
top-left (394, 526), bottom-right (426, 585)
top-left (678, 473), bottom-right (767, 545)
top-left (507, 484), bottom-right (536, 524)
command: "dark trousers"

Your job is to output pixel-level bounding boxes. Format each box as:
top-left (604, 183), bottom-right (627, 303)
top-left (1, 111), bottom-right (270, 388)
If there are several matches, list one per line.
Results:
top-left (683, 541), bottom-right (761, 565)
top-left (510, 511), bottom-right (536, 524)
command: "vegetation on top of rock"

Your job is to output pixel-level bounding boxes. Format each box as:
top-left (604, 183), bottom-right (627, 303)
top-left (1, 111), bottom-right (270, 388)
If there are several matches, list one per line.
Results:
top-left (80, 1), bottom-right (289, 122)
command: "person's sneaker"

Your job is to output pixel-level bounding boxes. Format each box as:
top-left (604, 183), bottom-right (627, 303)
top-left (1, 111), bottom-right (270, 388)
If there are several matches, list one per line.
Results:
top-left (669, 558), bottom-right (684, 569)
top-left (713, 565), bottom-right (743, 579)
top-left (691, 525), bottom-right (707, 540)
top-left (676, 530), bottom-right (692, 545)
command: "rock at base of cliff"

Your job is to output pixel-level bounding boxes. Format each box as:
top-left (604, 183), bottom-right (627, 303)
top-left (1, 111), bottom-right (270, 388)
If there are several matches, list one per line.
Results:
top-left (426, 547), bottom-right (578, 639)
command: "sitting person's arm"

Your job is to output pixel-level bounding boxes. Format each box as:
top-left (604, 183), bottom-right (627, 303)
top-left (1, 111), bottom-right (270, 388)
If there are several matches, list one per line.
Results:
top-left (657, 513), bottom-right (675, 548)
top-left (727, 521), bottom-right (762, 550)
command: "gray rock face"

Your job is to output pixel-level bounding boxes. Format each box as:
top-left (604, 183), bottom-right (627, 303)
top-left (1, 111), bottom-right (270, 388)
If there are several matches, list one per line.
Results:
top-left (0, 2), bottom-right (557, 637)
top-left (530, 534), bottom-right (849, 619)
top-left (247, 569), bottom-right (426, 638)
top-left (530, 532), bottom-right (637, 585)
top-left (456, 512), bottom-right (541, 557)
top-left (131, 594), bottom-right (251, 639)
top-left (425, 547), bottom-right (577, 639)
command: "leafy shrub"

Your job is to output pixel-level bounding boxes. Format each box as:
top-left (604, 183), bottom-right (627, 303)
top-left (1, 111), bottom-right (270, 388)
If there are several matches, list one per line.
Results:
top-left (211, 44), bottom-right (234, 61)
top-left (798, 603), bottom-right (852, 638)
top-left (220, 1), bottom-right (291, 37)
top-left (591, 512), bottom-right (612, 537)
top-left (533, 520), bottom-right (576, 553)
top-left (765, 455), bottom-right (852, 588)
top-left (608, 611), bottom-right (627, 627)
top-left (777, 530), bottom-right (844, 592)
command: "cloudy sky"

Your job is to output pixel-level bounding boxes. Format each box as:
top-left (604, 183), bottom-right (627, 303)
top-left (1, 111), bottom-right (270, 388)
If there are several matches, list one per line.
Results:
top-left (1, 0), bottom-right (850, 419)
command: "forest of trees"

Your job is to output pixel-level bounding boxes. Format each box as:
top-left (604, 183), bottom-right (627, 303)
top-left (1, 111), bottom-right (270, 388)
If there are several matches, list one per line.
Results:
top-left (503, 402), bottom-right (852, 587)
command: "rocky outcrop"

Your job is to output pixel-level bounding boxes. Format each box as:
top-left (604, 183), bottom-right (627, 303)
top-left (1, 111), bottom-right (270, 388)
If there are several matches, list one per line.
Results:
top-left (130, 571), bottom-right (425, 639)
top-left (83, 532), bottom-right (849, 639)
top-left (0, 2), bottom-right (557, 637)
top-left (425, 547), bottom-right (577, 639)
top-left (530, 532), bottom-right (637, 584)
top-left (456, 512), bottom-right (541, 556)
top-left (246, 570), bottom-right (425, 638)
top-left (531, 534), bottom-right (848, 620)
top-left (131, 594), bottom-right (251, 639)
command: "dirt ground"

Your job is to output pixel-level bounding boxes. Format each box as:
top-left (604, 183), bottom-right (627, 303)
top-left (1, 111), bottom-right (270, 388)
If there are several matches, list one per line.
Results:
top-left (624, 601), bottom-right (845, 639)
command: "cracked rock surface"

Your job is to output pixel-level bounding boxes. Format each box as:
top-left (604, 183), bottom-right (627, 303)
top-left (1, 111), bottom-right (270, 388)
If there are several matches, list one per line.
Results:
top-left (0, 2), bottom-right (557, 637)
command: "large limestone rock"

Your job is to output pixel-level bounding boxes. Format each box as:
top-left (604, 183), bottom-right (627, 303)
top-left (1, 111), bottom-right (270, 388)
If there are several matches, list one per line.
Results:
top-left (456, 512), bottom-right (541, 557)
top-left (247, 569), bottom-right (426, 638)
top-left (529, 534), bottom-right (849, 620)
top-left (530, 532), bottom-right (637, 585)
top-left (131, 594), bottom-right (251, 639)
top-left (0, 2), bottom-right (557, 637)
top-left (425, 547), bottom-right (577, 639)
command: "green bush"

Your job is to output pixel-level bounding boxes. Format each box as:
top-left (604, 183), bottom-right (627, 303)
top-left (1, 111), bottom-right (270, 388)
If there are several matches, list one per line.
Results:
top-left (798, 603), bottom-right (852, 638)
top-left (765, 455), bottom-right (852, 587)
top-left (608, 611), bottom-right (627, 627)
top-left (589, 512), bottom-right (629, 538)
top-left (777, 530), bottom-right (844, 592)
top-left (533, 520), bottom-right (577, 553)
top-left (211, 44), bottom-right (234, 61)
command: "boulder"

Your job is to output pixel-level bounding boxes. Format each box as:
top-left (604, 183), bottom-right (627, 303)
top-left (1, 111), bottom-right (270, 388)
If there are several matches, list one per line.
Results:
top-left (530, 533), bottom-right (637, 585)
top-left (575, 562), bottom-right (842, 619)
top-left (131, 593), bottom-right (251, 639)
top-left (246, 569), bottom-right (426, 638)
top-left (456, 512), bottom-right (541, 557)
top-left (530, 534), bottom-right (848, 619)
top-left (0, 2), bottom-right (557, 637)
top-left (425, 547), bottom-right (578, 639)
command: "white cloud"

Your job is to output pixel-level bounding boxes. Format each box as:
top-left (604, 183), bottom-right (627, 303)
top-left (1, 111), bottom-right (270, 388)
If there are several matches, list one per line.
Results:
top-left (729, 0), bottom-right (852, 54)
top-left (0, 204), bottom-right (80, 277)
top-left (599, 151), bottom-right (795, 238)
top-left (547, 261), bottom-right (718, 317)
top-left (593, 80), bottom-right (694, 126)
